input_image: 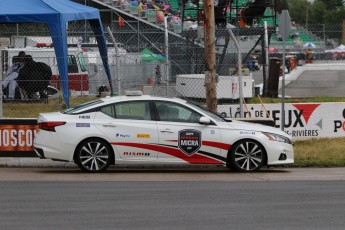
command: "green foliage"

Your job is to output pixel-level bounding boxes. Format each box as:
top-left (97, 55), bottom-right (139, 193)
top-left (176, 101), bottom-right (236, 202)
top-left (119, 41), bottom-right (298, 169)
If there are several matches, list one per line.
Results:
top-left (324, 7), bottom-right (345, 23)
top-left (317, 0), bottom-right (344, 10)
top-left (310, 1), bottom-right (326, 23)
top-left (288, 0), bottom-right (309, 24)
top-left (288, 0), bottom-right (345, 24)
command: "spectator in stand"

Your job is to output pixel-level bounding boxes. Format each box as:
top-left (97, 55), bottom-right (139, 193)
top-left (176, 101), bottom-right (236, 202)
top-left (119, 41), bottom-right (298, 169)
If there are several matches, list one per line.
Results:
top-left (138, 0), bottom-right (144, 15)
top-left (152, 3), bottom-right (160, 10)
top-left (163, 2), bottom-right (170, 11)
top-left (147, 1), bottom-right (154, 9)
top-left (164, 8), bottom-right (173, 18)
top-left (130, 0), bottom-right (138, 6)
top-left (156, 9), bottom-right (164, 23)
top-left (172, 12), bottom-right (181, 24)
top-left (2, 51), bottom-right (26, 100)
top-left (142, 0), bottom-right (148, 9)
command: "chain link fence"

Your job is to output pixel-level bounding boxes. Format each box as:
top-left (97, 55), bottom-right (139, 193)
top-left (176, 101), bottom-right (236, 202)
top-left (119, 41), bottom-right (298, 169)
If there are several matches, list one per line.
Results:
top-left (1, 14), bottom-right (345, 117)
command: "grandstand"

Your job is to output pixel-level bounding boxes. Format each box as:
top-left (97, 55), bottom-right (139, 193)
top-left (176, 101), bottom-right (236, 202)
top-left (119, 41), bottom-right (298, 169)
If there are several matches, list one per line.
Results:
top-left (166, 0), bottom-right (179, 11)
top-left (78, 0), bottom-right (277, 82)
top-left (77, 0), bottom-right (323, 86)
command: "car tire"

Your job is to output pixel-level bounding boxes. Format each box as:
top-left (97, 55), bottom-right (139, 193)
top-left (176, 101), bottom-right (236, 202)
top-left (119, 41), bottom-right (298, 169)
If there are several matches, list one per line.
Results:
top-left (228, 139), bottom-right (266, 172)
top-left (75, 138), bottom-right (113, 172)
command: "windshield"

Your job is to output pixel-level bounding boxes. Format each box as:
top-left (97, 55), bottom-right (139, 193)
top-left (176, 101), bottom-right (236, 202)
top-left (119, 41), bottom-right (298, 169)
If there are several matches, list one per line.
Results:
top-left (63, 100), bottom-right (103, 114)
top-left (187, 102), bottom-right (225, 122)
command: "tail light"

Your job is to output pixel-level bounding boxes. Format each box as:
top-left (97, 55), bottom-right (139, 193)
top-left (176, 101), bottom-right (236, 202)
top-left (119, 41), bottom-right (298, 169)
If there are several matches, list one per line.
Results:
top-left (39, 121), bottom-right (66, 132)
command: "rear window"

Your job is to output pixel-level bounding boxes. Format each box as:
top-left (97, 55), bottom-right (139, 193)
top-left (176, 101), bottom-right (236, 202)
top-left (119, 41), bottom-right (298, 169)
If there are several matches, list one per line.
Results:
top-left (63, 100), bottom-right (103, 114)
top-left (100, 101), bottom-right (151, 120)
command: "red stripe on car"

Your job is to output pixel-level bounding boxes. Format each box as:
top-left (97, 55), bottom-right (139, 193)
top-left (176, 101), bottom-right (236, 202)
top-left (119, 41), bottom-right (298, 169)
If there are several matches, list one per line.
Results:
top-left (111, 142), bottom-right (223, 164)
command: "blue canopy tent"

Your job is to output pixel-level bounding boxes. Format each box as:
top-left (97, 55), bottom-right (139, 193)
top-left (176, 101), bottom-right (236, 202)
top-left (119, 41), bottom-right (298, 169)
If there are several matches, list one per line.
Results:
top-left (0, 0), bottom-right (113, 107)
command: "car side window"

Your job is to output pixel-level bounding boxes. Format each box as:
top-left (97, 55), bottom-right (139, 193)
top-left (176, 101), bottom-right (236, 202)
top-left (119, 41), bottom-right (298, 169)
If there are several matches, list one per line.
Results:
top-left (100, 104), bottom-right (115, 118)
top-left (100, 101), bottom-right (151, 120)
top-left (155, 101), bottom-right (202, 123)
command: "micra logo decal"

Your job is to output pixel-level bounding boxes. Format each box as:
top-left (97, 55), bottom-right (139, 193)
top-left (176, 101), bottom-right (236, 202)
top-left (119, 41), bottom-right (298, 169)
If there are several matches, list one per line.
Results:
top-left (137, 134), bottom-right (150, 138)
top-left (178, 129), bottom-right (201, 156)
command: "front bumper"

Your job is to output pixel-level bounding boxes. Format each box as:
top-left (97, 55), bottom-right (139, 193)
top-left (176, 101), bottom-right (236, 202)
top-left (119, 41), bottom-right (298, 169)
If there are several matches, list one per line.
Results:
top-left (265, 141), bottom-right (294, 166)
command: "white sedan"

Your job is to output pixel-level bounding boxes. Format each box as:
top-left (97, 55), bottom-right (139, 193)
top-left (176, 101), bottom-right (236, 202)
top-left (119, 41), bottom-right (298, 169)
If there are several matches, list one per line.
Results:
top-left (34, 93), bottom-right (294, 172)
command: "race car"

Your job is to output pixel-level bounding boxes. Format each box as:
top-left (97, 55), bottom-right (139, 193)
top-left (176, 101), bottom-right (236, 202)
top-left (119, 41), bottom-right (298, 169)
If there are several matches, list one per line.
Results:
top-left (34, 92), bottom-right (294, 172)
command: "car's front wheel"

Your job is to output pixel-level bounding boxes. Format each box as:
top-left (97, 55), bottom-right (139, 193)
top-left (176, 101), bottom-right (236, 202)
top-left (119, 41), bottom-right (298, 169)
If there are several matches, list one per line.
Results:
top-left (228, 139), bottom-right (266, 172)
top-left (75, 138), bottom-right (113, 172)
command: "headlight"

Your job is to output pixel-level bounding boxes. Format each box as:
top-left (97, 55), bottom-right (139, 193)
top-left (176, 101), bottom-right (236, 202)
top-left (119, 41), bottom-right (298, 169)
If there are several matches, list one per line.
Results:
top-left (263, 132), bottom-right (293, 145)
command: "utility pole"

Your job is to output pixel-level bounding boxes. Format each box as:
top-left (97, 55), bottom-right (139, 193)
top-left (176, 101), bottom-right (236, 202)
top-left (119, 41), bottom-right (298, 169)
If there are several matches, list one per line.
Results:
top-left (204, 0), bottom-right (217, 112)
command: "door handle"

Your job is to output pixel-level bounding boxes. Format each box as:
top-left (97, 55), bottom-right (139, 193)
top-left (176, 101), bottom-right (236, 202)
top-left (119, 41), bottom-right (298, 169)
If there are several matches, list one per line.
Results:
top-left (160, 129), bottom-right (174, 134)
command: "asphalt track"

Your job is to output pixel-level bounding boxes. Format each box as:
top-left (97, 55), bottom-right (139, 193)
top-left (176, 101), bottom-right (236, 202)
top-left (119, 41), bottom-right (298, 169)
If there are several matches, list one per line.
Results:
top-left (0, 167), bottom-right (344, 181)
top-left (252, 66), bottom-right (345, 98)
top-left (284, 70), bottom-right (345, 98)
top-left (0, 167), bottom-right (345, 230)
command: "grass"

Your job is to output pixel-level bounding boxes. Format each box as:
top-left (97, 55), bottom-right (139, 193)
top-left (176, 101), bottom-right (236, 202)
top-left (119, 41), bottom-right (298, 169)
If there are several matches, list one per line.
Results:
top-left (247, 96), bottom-right (345, 104)
top-left (293, 138), bottom-right (345, 167)
top-left (2, 96), bottom-right (99, 118)
top-left (4, 95), bottom-right (345, 118)
top-left (2, 95), bottom-right (345, 167)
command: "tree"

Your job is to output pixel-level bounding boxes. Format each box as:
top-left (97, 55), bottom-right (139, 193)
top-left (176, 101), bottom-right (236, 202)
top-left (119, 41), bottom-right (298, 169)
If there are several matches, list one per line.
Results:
top-left (288, 0), bottom-right (309, 24)
top-left (309, 1), bottom-right (326, 24)
top-left (316, 0), bottom-right (343, 10)
top-left (324, 7), bottom-right (345, 23)
top-left (276, 0), bottom-right (289, 13)
top-left (288, 0), bottom-right (345, 24)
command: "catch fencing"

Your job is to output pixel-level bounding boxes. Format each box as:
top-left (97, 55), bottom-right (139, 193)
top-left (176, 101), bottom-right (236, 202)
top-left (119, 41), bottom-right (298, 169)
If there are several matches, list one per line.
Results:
top-left (0, 21), bottom-right (344, 117)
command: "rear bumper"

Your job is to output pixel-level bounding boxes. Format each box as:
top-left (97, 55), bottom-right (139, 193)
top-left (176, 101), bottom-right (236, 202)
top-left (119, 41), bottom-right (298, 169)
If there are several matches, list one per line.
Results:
top-left (33, 147), bottom-right (45, 159)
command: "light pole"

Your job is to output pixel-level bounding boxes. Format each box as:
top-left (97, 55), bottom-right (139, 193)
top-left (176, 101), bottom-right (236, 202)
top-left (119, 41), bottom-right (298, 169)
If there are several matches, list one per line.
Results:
top-left (306, 4), bottom-right (308, 29)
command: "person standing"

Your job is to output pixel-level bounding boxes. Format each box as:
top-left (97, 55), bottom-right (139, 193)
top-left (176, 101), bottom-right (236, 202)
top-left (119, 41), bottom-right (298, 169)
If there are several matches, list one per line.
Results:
top-left (305, 49), bottom-right (314, 64)
top-left (2, 51), bottom-right (26, 100)
top-left (155, 65), bottom-right (163, 84)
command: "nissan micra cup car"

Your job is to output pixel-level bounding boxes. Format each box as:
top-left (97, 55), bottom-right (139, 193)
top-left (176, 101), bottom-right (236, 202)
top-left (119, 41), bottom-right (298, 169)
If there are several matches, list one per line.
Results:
top-left (34, 92), bottom-right (294, 172)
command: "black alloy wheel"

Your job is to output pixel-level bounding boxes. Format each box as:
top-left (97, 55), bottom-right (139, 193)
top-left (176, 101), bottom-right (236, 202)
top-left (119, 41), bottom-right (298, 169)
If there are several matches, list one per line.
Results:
top-left (75, 138), bottom-right (113, 172)
top-left (229, 139), bottom-right (266, 172)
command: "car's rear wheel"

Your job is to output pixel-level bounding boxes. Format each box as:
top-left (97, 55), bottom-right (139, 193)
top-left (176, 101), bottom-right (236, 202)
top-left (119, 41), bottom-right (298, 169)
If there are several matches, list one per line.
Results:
top-left (75, 138), bottom-right (113, 172)
top-left (229, 139), bottom-right (266, 172)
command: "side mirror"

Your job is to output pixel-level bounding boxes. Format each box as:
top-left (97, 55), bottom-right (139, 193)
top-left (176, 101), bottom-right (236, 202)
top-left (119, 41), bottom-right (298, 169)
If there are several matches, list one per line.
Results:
top-left (199, 116), bottom-right (211, 125)
top-left (219, 112), bottom-right (227, 118)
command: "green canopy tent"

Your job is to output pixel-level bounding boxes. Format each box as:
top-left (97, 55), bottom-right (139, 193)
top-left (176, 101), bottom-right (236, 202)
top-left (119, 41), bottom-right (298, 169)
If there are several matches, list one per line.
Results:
top-left (141, 48), bottom-right (165, 62)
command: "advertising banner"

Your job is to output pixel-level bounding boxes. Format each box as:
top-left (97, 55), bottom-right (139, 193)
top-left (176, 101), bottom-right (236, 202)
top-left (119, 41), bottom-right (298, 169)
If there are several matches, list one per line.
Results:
top-left (0, 119), bottom-right (38, 157)
top-left (218, 102), bottom-right (345, 139)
